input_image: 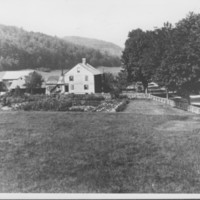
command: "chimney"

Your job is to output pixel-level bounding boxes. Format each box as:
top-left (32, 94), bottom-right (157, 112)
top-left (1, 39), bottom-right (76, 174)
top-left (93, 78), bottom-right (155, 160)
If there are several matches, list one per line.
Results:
top-left (82, 58), bottom-right (86, 65)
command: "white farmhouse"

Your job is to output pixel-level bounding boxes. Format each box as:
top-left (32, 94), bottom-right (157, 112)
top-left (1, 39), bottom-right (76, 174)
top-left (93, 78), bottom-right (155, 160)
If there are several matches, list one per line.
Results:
top-left (64, 58), bottom-right (102, 94)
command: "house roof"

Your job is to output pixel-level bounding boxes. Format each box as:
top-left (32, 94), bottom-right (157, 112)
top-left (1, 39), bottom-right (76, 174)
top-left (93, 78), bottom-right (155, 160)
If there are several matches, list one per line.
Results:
top-left (46, 76), bottom-right (60, 85)
top-left (2, 70), bottom-right (34, 80)
top-left (79, 63), bottom-right (102, 75)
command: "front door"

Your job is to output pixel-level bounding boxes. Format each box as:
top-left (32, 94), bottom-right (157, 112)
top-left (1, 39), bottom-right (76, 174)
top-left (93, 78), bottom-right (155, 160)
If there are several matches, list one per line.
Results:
top-left (65, 85), bottom-right (69, 92)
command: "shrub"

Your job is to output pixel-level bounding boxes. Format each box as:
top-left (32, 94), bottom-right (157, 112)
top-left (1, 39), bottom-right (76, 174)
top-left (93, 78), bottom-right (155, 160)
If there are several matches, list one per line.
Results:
top-left (0, 91), bottom-right (26, 106)
top-left (110, 89), bottom-right (121, 99)
top-left (118, 94), bottom-right (128, 99)
top-left (85, 94), bottom-right (105, 101)
top-left (1, 92), bottom-right (34, 106)
top-left (26, 94), bottom-right (47, 102)
top-left (115, 99), bottom-right (129, 112)
top-left (19, 97), bottom-right (72, 111)
top-left (69, 105), bottom-right (95, 112)
top-left (1, 96), bottom-right (11, 107)
top-left (13, 86), bottom-right (22, 97)
top-left (69, 106), bottom-right (85, 112)
top-left (66, 93), bottom-right (105, 101)
top-left (58, 99), bottom-right (72, 111)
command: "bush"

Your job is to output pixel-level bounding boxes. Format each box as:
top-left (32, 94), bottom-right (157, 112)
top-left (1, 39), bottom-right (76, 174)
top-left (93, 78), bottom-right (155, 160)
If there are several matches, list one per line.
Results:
top-left (1, 96), bottom-right (11, 107)
top-left (118, 94), bottom-right (128, 99)
top-left (85, 94), bottom-right (105, 101)
top-left (65, 93), bottom-right (105, 101)
top-left (115, 99), bottom-right (129, 112)
top-left (69, 105), bottom-right (96, 112)
top-left (58, 99), bottom-right (72, 111)
top-left (110, 89), bottom-right (121, 99)
top-left (13, 86), bottom-right (22, 97)
top-left (69, 106), bottom-right (85, 112)
top-left (26, 94), bottom-right (47, 102)
top-left (0, 92), bottom-right (26, 106)
top-left (0, 93), bottom-right (34, 106)
top-left (19, 96), bottom-right (72, 111)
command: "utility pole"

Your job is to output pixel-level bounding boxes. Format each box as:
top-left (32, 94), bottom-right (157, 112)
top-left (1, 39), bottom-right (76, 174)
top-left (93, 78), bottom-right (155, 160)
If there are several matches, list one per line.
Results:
top-left (101, 67), bottom-right (104, 93)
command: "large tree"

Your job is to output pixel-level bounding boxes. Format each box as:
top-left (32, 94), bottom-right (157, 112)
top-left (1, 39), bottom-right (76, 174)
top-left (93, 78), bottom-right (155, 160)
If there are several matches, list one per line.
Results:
top-left (123, 13), bottom-right (200, 101)
top-left (155, 13), bottom-right (200, 101)
top-left (122, 29), bottom-right (161, 92)
top-left (152, 22), bottom-right (175, 98)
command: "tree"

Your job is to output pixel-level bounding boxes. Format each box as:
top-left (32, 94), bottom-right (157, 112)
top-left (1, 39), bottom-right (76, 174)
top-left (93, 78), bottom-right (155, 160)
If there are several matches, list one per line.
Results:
top-left (24, 71), bottom-right (43, 94)
top-left (154, 13), bottom-right (200, 102)
top-left (122, 12), bottom-right (200, 101)
top-left (102, 71), bottom-right (128, 98)
top-left (153, 22), bottom-right (175, 99)
top-left (122, 29), bottom-right (160, 93)
top-left (103, 73), bottom-right (116, 93)
top-left (115, 69), bottom-right (129, 91)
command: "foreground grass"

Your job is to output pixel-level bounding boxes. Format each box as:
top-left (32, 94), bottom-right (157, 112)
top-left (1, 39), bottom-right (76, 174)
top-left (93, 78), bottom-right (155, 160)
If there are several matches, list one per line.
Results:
top-left (0, 101), bottom-right (200, 192)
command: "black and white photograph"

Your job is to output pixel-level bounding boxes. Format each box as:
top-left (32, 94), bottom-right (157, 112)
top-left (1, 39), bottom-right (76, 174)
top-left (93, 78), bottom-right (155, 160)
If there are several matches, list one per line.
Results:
top-left (1, 0), bottom-right (200, 198)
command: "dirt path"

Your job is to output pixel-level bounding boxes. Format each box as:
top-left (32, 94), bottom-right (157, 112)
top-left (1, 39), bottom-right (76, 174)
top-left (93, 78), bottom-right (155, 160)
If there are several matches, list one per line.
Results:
top-left (123, 99), bottom-right (200, 132)
top-left (123, 99), bottom-right (194, 116)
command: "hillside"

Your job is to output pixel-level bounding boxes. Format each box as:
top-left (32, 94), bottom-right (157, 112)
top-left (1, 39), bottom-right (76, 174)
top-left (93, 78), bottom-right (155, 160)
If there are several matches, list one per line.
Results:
top-left (63, 36), bottom-right (123, 57)
top-left (0, 24), bottom-right (121, 71)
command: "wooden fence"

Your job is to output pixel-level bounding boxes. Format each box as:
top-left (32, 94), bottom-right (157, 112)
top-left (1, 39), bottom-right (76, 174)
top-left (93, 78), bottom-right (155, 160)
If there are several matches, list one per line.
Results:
top-left (122, 92), bottom-right (151, 99)
top-left (188, 105), bottom-right (200, 114)
top-left (149, 94), bottom-right (176, 107)
top-left (123, 92), bottom-right (200, 114)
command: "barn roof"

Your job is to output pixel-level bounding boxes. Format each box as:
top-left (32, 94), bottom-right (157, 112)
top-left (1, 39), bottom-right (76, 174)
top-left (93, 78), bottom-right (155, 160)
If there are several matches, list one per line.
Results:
top-left (2, 70), bottom-right (34, 80)
top-left (9, 78), bottom-right (26, 89)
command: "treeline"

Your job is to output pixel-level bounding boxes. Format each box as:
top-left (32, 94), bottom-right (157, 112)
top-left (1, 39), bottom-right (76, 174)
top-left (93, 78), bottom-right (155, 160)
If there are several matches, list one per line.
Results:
top-left (122, 12), bottom-right (200, 99)
top-left (0, 24), bottom-right (121, 71)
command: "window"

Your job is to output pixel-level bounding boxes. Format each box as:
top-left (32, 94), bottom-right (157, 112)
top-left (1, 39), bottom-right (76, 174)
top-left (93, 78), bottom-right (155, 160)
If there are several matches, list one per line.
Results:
top-left (77, 67), bottom-right (80, 73)
top-left (69, 76), bottom-right (74, 81)
top-left (71, 84), bottom-right (74, 90)
top-left (85, 75), bottom-right (88, 81)
top-left (65, 85), bottom-right (69, 92)
top-left (84, 84), bottom-right (89, 90)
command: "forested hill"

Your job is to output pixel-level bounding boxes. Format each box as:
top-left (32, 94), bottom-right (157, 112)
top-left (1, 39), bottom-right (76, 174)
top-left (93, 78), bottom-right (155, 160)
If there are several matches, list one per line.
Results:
top-left (63, 36), bottom-right (123, 57)
top-left (0, 24), bottom-right (121, 71)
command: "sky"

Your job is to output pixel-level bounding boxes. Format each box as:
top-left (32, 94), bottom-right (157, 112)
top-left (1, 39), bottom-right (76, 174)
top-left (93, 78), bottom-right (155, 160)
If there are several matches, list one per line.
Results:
top-left (0, 0), bottom-right (200, 47)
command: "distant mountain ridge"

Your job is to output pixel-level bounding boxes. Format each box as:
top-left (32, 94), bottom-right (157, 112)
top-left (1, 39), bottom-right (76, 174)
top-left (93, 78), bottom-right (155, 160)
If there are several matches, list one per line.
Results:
top-left (0, 24), bottom-right (121, 71)
top-left (63, 36), bottom-right (123, 57)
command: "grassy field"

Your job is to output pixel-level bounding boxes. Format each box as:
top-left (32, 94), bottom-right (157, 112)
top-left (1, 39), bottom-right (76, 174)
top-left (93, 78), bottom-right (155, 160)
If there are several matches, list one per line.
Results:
top-left (1, 100), bottom-right (200, 192)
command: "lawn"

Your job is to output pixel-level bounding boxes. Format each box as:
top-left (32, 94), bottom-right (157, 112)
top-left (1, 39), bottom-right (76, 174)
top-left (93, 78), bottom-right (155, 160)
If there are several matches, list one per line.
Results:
top-left (1, 100), bottom-right (200, 192)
